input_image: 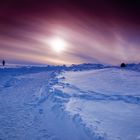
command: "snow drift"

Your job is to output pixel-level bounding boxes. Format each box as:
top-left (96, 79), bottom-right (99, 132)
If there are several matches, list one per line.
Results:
top-left (0, 63), bottom-right (140, 140)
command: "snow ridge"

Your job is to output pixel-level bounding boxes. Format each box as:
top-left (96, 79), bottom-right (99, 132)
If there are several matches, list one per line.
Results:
top-left (0, 64), bottom-right (140, 140)
top-left (54, 67), bottom-right (140, 140)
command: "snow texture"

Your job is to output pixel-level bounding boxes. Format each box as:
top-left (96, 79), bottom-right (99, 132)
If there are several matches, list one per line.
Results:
top-left (0, 64), bottom-right (140, 140)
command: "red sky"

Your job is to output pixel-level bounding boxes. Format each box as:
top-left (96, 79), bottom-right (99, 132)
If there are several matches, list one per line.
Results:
top-left (0, 0), bottom-right (140, 65)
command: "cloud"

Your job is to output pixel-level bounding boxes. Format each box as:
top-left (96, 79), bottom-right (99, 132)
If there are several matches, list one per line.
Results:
top-left (0, 1), bottom-right (140, 64)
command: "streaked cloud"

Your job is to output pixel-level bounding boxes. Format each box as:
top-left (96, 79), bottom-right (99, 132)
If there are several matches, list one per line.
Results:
top-left (0, 0), bottom-right (140, 65)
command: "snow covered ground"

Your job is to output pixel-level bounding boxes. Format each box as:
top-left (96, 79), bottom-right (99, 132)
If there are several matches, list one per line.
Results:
top-left (54, 67), bottom-right (140, 140)
top-left (0, 64), bottom-right (140, 140)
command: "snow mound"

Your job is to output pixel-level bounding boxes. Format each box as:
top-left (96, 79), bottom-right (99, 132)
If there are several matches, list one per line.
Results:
top-left (0, 64), bottom-right (140, 140)
top-left (54, 67), bottom-right (140, 140)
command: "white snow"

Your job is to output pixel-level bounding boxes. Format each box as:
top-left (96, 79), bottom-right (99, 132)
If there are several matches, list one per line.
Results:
top-left (0, 67), bottom-right (92, 140)
top-left (0, 65), bottom-right (140, 140)
top-left (54, 67), bottom-right (140, 140)
top-left (57, 68), bottom-right (140, 95)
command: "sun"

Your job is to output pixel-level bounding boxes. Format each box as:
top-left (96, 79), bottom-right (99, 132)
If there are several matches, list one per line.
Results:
top-left (50, 37), bottom-right (66, 53)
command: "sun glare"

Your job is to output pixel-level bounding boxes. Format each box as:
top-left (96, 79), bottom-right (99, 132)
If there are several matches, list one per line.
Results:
top-left (50, 37), bottom-right (66, 53)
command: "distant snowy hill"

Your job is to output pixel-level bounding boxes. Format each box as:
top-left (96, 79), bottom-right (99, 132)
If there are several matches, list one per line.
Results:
top-left (0, 63), bottom-right (140, 140)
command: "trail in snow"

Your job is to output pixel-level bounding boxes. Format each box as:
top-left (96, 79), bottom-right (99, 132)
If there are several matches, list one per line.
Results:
top-left (0, 65), bottom-right (140, 140)
top-left (0, 69), bottom-right (93, 140)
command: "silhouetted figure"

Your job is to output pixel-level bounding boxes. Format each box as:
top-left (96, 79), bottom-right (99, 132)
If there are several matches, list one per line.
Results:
top-left (2, 60), bottom-right (5, 66)
top-left (120, 63), bottom-right (126, 68)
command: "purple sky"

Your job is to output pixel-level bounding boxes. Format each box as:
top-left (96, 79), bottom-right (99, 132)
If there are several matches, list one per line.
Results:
top-left (0, 0), bottom-right (140, 65)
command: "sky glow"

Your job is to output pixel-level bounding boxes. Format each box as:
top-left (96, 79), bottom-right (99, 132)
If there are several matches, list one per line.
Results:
top-left (0, 0), bottom-right (140, 65)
